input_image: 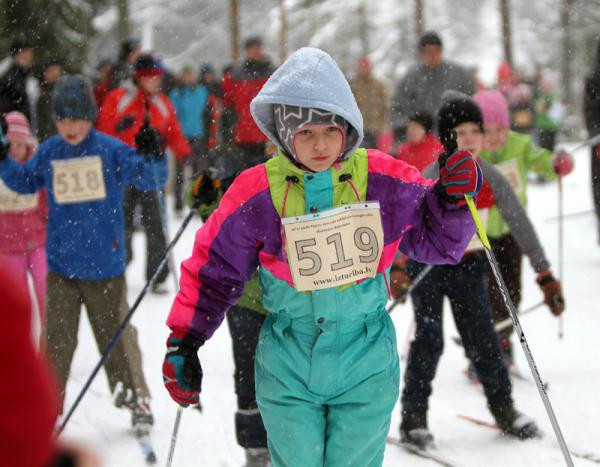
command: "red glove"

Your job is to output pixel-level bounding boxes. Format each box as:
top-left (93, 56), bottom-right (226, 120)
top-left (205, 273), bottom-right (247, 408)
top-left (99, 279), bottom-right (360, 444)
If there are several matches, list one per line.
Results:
top-left (552, 149), bottom-right (574, 176)
top-left (162, 331), bottom-right (204, 407)
top-left (436, 150), bottom-right (483, 203)
top-left (536, 271), bottom-right (565, 316)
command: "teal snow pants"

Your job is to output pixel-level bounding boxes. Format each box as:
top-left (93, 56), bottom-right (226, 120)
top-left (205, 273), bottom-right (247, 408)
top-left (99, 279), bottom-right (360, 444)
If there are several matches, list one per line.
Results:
top-left (254, 295), bottom-right (400, 467)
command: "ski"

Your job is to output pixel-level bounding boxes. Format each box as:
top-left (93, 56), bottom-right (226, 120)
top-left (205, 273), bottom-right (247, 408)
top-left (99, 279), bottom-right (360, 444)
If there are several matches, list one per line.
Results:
top-left (387, 436), bottom-right (458, 467)
top-left (456, 414), bottom-right (600, 464)
top-left (133, 429), bottom-right (157, 464)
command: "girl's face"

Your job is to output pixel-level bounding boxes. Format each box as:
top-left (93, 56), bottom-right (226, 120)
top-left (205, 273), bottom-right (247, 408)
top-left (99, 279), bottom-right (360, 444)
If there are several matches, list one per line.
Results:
top-left (407, 121), bottom-right (426, 144)
top-left (483, 123), bottom-right (509, 152)
top-left (454, 122), bottom-right (484, 158)
top-left (56, 119), bottom-right (92, 146)
top-left (8, 137), bottom-right (28, 162)
top-left (293, 124), bottom-right (344, 172)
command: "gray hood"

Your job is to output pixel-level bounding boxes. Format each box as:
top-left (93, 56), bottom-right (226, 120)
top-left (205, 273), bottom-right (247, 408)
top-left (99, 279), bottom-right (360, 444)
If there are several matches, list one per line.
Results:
top-left (251, 47), bottom-right (364, 159)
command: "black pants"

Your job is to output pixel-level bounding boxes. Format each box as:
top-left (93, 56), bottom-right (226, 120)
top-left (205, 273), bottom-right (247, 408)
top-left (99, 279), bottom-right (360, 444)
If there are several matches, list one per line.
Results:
top-left (401, 256), bottom-right (513, 417)
top-left (174, 136), bottom-right (210, 211)
top-left (592, 147), bottom-right (600, 242)
top-left (124, 186), bottom-right (169, 284)
top-left (218, 143), bottom-right (267, 186)
top-left (226, 305), bottom-right (268, 448)
top-left (537, 128), bottom-right (557, 152)
top-left (487, 234), bottom-right (522, 339)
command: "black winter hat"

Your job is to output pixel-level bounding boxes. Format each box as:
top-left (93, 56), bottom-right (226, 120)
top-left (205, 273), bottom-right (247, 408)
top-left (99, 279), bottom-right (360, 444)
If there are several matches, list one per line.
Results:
top-left (134, 53), bottom-right (163, 79)
top-left (119, 38), bottom-right (140, 61)
top-left (436, 91), bottom-right (483, 153)
top-left (52, 75), bottom-right (97, 122)
top-left (419, 31), bottom-right (443, 49)
top-left (409, 111), bottom-right (434, 134)
top-left (9, 38), bottom-right (32, 56)
top-left (244, 36), bottom-right (263, 49)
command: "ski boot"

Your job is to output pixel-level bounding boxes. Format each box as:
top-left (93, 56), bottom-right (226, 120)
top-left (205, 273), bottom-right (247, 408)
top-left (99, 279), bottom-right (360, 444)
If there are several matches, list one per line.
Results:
top-left (244, 447), bottom-right (271, 467)
top-left (131, 400), bottom-right (154, 437)
top-left (491, 404), bottom-right (540, 439)
top-left (400, 411), bottom-right (434, 449)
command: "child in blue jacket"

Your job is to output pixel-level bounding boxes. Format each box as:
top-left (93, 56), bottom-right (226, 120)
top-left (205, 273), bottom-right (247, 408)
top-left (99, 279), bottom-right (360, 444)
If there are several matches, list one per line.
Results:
top-left (0, 75), bottom-right (167, 434)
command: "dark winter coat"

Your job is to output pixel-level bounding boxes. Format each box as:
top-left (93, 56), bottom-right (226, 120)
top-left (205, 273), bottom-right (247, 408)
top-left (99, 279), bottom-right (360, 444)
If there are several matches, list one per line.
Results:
top-left (36, 80), bottom-right (56, 142)
top-left (0, 63), bottom-right (32, 120)
top-left (584, 44), bottom-right (600, 136)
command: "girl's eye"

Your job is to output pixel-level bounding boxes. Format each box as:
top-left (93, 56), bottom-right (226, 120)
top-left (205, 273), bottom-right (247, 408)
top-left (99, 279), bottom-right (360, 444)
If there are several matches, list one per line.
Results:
top-left (326, 126), bottom-right (339, 133)
top-left (298, 129), bottom-right (311, 136)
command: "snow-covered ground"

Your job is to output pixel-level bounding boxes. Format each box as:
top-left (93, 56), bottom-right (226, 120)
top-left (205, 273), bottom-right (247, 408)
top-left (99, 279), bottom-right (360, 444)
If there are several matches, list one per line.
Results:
top-left (59, 143), bottom-right (600, 466)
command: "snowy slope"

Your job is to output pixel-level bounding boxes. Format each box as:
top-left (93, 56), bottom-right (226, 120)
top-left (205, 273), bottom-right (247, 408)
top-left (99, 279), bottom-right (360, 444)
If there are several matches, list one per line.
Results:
top-left (59, 143), bottom-right (600, 466)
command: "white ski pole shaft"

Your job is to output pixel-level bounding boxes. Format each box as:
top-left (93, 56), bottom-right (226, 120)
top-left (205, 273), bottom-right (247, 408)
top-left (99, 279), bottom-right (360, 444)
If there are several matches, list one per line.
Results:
top-left (166, 406), bottom-right (184, 467)
top-left (465, 195), bottom-right (574, 467)
top-left (558, 176), bottom-right (564, 339)
top-left (400, 319), bottom-right (415, 361)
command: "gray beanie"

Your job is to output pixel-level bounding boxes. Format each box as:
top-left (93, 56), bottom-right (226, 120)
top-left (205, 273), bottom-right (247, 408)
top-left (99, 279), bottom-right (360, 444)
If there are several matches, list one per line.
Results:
top-left (273, 104), bottom-right (347, 160)
top-left (52, 75), bottom-right (97, 122)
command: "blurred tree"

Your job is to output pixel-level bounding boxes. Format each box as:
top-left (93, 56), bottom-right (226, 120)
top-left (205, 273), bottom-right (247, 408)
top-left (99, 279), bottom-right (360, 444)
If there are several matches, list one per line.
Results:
top-left (0, 0), bottom-right (110, 72)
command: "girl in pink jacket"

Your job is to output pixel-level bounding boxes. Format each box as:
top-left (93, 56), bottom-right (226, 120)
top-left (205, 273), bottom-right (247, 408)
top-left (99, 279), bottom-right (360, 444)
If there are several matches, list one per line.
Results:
top-left (0, 111), bottom-right (47, 337)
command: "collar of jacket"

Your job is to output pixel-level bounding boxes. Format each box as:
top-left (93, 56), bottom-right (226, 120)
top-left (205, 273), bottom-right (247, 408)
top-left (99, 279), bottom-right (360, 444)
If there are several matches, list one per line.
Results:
top-left (265, 148), bottom-right (369, 218)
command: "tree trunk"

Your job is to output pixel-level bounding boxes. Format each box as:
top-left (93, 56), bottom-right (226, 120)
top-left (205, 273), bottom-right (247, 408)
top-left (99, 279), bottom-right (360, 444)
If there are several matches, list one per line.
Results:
top-left (116, 0), bottom-right (130, 43)
top-left (414, 0), bottom-right (424, 58)
top-left (560, 0), bottom-right (575, 109)
top-left (279, 0), bottom-right (288, 63)
top-left (230, 0), bottom-right (240, 62)
top-left (499, 0), bottom-right (513, 67)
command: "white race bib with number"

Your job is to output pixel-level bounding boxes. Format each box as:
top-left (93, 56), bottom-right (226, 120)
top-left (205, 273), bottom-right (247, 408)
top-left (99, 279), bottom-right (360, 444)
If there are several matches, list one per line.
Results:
top-left (0, 179), bottom-right (38, 212)
top-left (282, 202), bottom-right (384, 292)
top-left (51, 156), bottom-right (106, 204)
top-left (496, 159), bottom-right (522, 196)
top-left (465, 208), bottom-right (489, 252)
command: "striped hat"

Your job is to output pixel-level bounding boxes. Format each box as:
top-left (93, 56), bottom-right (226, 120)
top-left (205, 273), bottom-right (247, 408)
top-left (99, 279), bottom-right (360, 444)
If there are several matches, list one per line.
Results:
top-left (5, 111), bottom-right (34, 145)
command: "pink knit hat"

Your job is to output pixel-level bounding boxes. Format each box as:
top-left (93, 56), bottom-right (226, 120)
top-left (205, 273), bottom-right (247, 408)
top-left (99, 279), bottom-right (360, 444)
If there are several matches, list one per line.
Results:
top-left (5, 111), bottom-right (35, 145)
top-left (473, 90), bottom-right (510, 129)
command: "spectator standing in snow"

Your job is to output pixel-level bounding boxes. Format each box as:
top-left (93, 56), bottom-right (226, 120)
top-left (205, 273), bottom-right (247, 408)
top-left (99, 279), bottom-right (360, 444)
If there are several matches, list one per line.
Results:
top-left (0, 39), bottom-right (36, 121)
top-left (36, 59), bottom-right (63, 142)
top-left (395, 110), bottom-right (443, 172)
top-left (390, 31), bottom-right (475, 143)
top-left (583, 38), bottom-right (600, 244)
top-left (97, 53), bottom-right (191, 294)
top-left (0, 75), bottom-right (166, 434)
top-left (350, 55), bottom-right (390, 149)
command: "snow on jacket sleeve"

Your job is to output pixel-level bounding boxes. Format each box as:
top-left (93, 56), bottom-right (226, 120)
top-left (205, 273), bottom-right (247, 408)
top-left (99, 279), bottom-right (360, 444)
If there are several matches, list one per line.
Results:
top-left (0, 144), bottom-right (46, 194)
top-left (167, 165), bottom-right (270, 340)
top-left (367, 149), bottom-right (475, 265)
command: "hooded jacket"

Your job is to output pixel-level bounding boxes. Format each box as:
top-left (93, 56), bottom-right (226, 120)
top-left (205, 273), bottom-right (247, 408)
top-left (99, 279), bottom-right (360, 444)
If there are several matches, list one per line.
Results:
top-left (167, 48), bottom-right (475, 341)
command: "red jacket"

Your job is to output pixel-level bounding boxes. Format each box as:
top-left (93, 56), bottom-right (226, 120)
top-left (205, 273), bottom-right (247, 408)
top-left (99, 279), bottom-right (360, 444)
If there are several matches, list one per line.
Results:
top-left (396, 133), bottom-right (444, 172)
top-left (0, 152), bottom-right (48, 254)
top-left (97, 87), bottom-right (191, 159)
top-left (0, 265), bottom-right (58, 467)
top-left (222, 58), bottom-right (274, 146)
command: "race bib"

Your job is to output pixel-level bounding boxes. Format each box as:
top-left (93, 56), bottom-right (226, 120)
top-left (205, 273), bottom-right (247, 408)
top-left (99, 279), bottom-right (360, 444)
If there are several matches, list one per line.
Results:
top-left (465, 208), bottom-right (489, 252)
top-left (282, 202), bottom-right (384, 292)
top-left (51, 156), bottom-right (106, 204)
top-left (496, 159), bottom-right (523, 195)
top-left (0, 179), bottom-right (38, 212)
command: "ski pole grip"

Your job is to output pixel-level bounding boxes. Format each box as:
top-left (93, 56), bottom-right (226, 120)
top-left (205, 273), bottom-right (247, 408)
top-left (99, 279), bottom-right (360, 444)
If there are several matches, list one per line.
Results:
top-left (464, 195), bottom-right (491, 250)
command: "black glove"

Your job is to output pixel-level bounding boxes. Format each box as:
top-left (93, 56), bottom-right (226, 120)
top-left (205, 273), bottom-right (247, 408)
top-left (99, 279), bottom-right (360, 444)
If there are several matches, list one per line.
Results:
top-left (0, 115), bottom-right (9, 161)
top-left (135, 122), bottom-right (163, 159)
top-left (115, 115), bottom-right (136, 133)
top-left (188, 171), bottom-right (221, 207)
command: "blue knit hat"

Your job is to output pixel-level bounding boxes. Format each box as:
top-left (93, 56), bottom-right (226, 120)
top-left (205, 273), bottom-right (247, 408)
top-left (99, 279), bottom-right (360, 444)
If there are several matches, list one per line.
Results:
top-left (52, 75), bottom-right (97, 122)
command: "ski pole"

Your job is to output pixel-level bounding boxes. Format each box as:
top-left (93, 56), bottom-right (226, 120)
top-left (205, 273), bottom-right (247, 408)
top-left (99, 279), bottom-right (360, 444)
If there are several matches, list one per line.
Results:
top-left (387, 264), bottom-right (433, 312)
top-left (166, 406), bottom-right (184, 467)
top-left (464, 195), bottom-right (574, 467)
top-left (557, 175), bottom-right (564, 339)
top-left (567, 133), bottom-right (600, 153)
top-left (57, 201), bottom-right (200, 436)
